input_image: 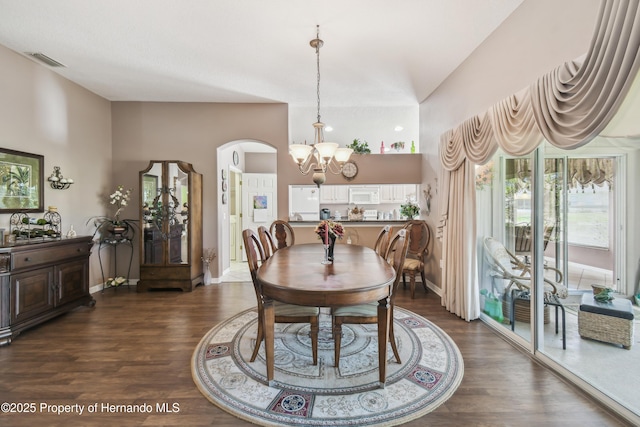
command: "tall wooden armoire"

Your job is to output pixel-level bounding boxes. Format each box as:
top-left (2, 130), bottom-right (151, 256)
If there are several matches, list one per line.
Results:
top-left (138, 161), bottom-right (203, 292)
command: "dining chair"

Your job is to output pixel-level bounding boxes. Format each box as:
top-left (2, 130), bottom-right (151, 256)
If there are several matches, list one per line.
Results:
top-left (257, 225), bottom-right (277, 259)
top-left (269, 220), bottom-right (295, 250)
top-left (332, 228), bottom-right (410, 368)
top-left (401, 220), bottom-right (431, 298)
top-left (242, 228), bottom-right (319, 364)
top-left (373, 225), bottom-right (392, 257)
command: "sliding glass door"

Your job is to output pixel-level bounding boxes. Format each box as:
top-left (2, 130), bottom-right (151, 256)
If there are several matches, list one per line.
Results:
top-left (478, 139), bottom-right (640, 417)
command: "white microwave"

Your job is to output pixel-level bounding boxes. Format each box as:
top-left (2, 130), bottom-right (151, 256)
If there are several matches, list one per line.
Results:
top-left (349, 187), bottom-right (380, 205)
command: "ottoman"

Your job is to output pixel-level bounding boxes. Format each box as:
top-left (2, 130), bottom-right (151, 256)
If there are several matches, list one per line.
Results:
top-left (578, 293), bottom-right (634, 349)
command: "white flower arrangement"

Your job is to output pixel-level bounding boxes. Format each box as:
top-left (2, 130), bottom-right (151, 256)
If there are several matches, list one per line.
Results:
top-left (106, 276), bottom-right (127, 287)
top-left (109, 185), bottom-right (132, 222)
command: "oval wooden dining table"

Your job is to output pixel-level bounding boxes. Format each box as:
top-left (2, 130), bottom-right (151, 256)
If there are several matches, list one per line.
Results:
top-left (256, 243), bottom-right (396, 387)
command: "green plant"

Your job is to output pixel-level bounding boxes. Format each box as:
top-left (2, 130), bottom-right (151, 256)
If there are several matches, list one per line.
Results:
top-left (593, 287), bottom-right (615, 302)
top-left (347, 138), bottom-right (371, 154)
top-left (400, 199), bottom-right (420, 219)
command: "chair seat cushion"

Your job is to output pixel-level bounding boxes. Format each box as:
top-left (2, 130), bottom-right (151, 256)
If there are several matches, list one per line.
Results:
top-left (274, 301), bottom-right (319, 317)
top-left (333, 303), bottom-right (377, 317)
top-left (579, 293), bottom-right (634, 320)
top-left (403, 258), bottom-right (423, 271)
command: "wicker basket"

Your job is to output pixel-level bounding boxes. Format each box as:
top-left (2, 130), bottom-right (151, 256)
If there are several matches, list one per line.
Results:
top-left (502, 298), bottom-right (550, 324)
top-left (578, 310), bottom-right (633, 349)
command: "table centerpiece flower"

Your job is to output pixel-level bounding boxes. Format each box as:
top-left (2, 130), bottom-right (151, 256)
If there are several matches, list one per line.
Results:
top-left (315, 220), bottom-right (344, 262)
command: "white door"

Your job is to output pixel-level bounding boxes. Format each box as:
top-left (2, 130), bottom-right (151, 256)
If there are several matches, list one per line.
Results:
top-left (229, 170), bottom-right (242, 262)
top-left (242, 173), bottom-right (277, 261)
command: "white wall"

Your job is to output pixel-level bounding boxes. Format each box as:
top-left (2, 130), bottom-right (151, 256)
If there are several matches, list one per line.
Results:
top-left (289, 105), bottom-right (419, 153)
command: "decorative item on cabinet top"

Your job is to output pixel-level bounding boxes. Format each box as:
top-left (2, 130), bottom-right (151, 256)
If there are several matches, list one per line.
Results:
top-left (390, 141), bottom-right (405, 152)
top-left (9, 210), bottom-right (62, 241)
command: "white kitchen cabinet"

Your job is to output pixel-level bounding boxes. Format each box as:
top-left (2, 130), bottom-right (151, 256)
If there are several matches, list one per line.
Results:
top-left (319, 185), bottom-right (349, 204)
top-left (380, 184), bottom-right (418, 203)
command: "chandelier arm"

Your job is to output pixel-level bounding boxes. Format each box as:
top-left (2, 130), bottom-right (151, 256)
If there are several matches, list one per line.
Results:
top-left (326, 160), bottom-right (344, 175)
top-left (296, 147), bottom-right (321, 175)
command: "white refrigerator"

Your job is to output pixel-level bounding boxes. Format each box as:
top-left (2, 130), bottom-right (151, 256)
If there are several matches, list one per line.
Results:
top-left (289, 185), bottom-right (320, 221)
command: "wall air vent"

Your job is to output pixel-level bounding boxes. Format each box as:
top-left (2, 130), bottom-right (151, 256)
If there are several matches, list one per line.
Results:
top-left (26, 52), bottom-right (66, 67)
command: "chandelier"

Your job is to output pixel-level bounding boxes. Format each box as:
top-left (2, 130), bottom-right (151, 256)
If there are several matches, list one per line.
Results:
top-left (289, 25), bottom-right (353, 187)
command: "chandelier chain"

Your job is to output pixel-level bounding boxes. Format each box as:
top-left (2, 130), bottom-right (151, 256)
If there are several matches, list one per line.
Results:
top-left (316, 25), bottom-right (321, 124)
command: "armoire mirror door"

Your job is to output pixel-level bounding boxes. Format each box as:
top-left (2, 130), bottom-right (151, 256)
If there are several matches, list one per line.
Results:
top-left (141, 162), bottom-right (163, 265)
top-left (166, 162), bottom-right (189, 265)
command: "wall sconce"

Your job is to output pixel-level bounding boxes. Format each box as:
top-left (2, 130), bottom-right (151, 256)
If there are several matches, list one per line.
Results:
top-left (48, 166), bottom-right (74, 190)
top-left (422, 184), bottom-right (432, 216)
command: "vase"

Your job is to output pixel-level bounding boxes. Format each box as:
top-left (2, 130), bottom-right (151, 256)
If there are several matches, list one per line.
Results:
top-left (203, 262), bottom-right (212, 285)
top-left (328, 235), bottom-right (336, 261)
top-left (106, 220), bottom-right (129, 237)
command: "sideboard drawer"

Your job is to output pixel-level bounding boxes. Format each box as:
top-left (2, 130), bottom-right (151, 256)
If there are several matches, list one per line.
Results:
top-left (12, 242), bottom-right (90, 270)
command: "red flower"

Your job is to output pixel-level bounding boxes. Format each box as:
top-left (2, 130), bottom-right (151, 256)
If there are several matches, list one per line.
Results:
top-left (315, 220), bottom-right (344, 239)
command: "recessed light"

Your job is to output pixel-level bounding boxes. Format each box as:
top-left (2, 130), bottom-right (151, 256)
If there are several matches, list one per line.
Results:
top-left (394, 126), bottom-right (403, 132)
top-left (325, 126), bottom-right (333, 132)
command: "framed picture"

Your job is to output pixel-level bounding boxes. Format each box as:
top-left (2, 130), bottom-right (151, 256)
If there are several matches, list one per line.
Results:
top-left (0, 148), bottom-right (44, 213)
top-left (221, 169), bottom-right (226, 180)
top-left (142, 174), bottom-right (158, 205)
top-left (222, 180), bottom-right (228, 192)
top-left (222, 193), bottom-right (227, 204)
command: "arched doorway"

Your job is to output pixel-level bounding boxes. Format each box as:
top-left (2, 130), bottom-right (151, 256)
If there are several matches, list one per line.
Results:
top-left (216, 140), bottom-right (277, 281)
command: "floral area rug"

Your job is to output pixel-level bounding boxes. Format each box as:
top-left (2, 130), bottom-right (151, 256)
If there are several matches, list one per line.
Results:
top-left (191, 307), bottom-right (464, 427)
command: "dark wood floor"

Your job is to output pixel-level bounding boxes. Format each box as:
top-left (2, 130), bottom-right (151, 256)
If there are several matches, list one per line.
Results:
top-left (0, 281), bottom-right (630, 427)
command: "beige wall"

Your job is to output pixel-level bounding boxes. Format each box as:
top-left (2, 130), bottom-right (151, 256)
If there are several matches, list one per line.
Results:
top-left (246, 153), bottom-right (277, 174)
top-left (418, 0), bottom-right (601, 289)
top-left (110, 102), bottom-right (289, 278)
top-left (0, 45), bottom-right (113, 286)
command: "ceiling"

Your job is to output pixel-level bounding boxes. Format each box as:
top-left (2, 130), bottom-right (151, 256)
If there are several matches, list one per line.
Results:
top-left (0, 0), bottom-right (523, 108)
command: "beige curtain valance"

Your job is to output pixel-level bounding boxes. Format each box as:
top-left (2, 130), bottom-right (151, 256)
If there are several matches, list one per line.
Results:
top-left (437, 0), bottom-right (640, 320)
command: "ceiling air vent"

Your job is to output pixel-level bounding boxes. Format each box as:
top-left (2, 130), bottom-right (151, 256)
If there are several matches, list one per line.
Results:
top-left (26, 52), bottom-right (66, 67)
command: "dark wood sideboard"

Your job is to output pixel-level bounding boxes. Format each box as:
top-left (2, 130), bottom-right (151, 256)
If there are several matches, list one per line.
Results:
top-left (0, 236), bottom-right (94, 345)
